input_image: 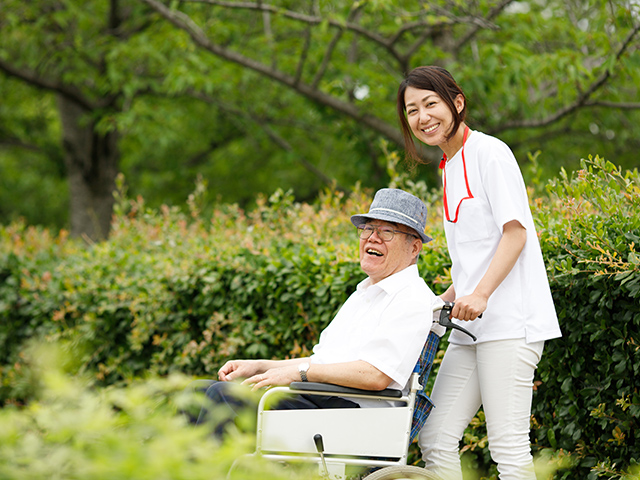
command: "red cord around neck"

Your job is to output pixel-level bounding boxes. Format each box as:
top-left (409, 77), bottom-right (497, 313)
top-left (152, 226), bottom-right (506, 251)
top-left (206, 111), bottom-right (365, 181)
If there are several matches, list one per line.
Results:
top-left (441, 126), bottom-right (472, 223)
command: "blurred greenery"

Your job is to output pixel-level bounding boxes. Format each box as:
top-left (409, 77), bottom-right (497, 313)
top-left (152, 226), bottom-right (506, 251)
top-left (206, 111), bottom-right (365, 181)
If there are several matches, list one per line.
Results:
top-left (0, 341), bottom-right (321, 479)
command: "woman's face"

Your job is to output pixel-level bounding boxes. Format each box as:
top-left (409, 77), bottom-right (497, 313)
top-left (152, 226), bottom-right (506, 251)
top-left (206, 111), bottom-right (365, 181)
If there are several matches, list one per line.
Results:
top-left (403, 86), bottom-right (464, 148)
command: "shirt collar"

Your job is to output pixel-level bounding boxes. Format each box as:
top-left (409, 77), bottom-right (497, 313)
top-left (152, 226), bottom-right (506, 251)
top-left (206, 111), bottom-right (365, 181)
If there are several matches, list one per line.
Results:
top-left (357, 264), bottom-right (420, 295)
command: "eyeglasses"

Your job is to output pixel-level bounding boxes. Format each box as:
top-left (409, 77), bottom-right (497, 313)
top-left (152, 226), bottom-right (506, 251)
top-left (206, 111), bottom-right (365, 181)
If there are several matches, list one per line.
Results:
top-left (357, 224), bottom-right (419, 242)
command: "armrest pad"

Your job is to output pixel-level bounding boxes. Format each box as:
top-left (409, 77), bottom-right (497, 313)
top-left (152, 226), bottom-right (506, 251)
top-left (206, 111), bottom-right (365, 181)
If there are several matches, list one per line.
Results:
top-left (289, 382), bottom-right (403, 399)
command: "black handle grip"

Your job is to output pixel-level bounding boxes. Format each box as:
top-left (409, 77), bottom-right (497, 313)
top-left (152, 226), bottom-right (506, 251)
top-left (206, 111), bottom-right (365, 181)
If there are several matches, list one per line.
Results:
top-left (438, 302), bottom-right (478, 341)
top-left (313, 433), bottom-right (325, 453)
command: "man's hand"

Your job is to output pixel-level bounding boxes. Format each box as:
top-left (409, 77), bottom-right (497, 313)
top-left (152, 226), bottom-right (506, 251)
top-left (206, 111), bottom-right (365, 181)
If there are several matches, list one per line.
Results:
top-left (218, 360), bottom-right (264, 382)
top-left (242, 365), bottom-right (300, 391)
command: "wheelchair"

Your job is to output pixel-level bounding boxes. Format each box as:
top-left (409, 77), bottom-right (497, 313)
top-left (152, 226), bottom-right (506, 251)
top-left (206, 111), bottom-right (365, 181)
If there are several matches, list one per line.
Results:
top-left (248, 301), bottom-right (476, 480)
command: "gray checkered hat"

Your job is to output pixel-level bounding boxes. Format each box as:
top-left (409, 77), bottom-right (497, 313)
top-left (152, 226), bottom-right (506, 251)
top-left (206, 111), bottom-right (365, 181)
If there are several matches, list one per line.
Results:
top-left (351, 188), bottom-right (432, 243)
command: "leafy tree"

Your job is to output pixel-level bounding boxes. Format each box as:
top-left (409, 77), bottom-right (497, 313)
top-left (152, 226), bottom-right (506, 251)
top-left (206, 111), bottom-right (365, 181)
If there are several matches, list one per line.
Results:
top-left (0, 0), bottom-right (368, 236)
top-left (1, 0), bottom-right (639, 237)
top-left (0, 1), bottom-right (154, 239)
top-left (142, 0), bottom-right (640, 169)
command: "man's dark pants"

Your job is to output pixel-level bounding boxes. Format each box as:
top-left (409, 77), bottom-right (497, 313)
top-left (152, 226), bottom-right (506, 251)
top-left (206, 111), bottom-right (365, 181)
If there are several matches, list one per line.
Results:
top-left (188, 380), bottom-right (359, 438)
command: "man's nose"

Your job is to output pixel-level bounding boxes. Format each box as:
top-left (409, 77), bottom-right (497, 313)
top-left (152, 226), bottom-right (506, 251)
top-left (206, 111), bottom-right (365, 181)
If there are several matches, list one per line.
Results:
top-left (368, 229), bottom-right (384, 242)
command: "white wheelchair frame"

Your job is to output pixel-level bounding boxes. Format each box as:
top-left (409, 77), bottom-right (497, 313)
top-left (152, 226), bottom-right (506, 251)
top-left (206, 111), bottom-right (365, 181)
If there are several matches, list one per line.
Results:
top-left (249, 302), bottom-right (476, 480)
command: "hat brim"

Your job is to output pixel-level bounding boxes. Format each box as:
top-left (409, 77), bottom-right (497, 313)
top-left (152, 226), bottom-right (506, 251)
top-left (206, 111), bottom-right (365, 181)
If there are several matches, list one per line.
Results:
top-left (351, 213), bottom-right (432, 243)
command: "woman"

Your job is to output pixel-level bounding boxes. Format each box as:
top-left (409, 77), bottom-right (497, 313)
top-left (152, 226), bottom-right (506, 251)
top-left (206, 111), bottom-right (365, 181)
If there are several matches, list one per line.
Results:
top-left (396, 66), bottom-right (561, 480)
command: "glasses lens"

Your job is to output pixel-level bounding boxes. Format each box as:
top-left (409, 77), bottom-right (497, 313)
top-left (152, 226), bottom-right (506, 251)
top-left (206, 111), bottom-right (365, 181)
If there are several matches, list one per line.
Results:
top-left (358, 225), bottom-right (374, 239)
top-left (358, 225), bottom-right (395, 241)
top-left (377, 227), bottom-right (394, 241)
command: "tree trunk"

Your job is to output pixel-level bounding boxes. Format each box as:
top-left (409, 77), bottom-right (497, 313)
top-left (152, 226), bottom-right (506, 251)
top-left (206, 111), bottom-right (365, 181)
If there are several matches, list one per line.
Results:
top-left (57, 95), bottom-right (119, 241)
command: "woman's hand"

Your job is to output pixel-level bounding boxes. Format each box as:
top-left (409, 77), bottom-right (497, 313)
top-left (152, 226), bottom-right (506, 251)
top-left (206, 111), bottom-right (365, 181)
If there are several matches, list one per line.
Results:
top-left (452, 220), bottom-right (526, 321)
top-left (451, 292), bottom-right (487, 321)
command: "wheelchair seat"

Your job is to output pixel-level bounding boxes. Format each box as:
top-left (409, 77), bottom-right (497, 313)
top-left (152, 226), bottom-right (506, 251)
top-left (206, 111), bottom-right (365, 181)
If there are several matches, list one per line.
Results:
top-left (251, 301), bottom-right (473, 479)
top-left (254, 332), bottom-right (439, 478)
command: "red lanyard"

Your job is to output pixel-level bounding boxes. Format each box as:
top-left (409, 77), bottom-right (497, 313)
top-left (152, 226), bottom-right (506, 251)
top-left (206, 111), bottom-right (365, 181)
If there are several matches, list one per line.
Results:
top-left (440, 126), bottom-right (472, 223)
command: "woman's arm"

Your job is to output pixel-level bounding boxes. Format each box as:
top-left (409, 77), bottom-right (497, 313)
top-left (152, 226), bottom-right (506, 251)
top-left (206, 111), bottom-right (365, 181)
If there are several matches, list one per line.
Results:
top-left (452, 220), bottom-right (527, 321)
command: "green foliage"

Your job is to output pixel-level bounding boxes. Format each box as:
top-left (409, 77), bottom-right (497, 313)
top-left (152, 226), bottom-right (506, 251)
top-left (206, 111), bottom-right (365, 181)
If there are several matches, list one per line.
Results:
top-left (2, 0), bottom-right (639, 233)
top-left (531, 157), bottom-right (640, 478)
top-left (0, 76), bottom-right (67, 228)
top-left (2, 159), bottom-right (640, 478)
top-left (0, 342), bottom-right (317, 479)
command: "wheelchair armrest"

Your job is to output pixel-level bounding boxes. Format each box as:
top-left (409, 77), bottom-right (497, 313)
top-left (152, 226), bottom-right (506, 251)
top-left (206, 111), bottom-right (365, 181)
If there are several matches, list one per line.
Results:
top-left (289, 381), bottom-right (403, 399)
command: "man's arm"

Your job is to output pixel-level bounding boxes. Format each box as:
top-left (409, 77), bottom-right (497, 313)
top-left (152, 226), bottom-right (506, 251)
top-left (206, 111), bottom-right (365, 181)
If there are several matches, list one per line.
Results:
top-left (242, 360), bottom-right (392, 391)
top-left (308, 361), bottom-right (392, 390)
top-left (218, 357), bottom-right (308, 382)
top-left (440, 284), bottom-right (456, 303)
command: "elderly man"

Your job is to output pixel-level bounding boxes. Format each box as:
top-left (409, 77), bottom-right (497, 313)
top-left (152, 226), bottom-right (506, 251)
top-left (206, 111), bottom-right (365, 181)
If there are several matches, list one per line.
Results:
top-left (191, 188), bottom-right (443, 433)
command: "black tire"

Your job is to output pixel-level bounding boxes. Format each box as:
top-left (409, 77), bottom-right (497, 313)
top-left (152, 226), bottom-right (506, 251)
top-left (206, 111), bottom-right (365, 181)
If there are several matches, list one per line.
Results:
top-left (362, 465), bottom-right (440, 480)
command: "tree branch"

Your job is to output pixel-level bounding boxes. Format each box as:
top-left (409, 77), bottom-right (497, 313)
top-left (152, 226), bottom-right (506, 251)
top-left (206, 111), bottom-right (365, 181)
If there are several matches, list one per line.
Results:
top-left (454, 0), bottom-right (514, 51)
top-left (584, 100), bottom-right (640, 109)
top-left (179, 0), bottom-right (416, 61)
top-left (295, 20), bottom-right (313, 85)
top-left (188, 90), bottom-right (348, 191)
top-left (261, 123), bottom-right (349, 193)
top-left (109, 0), bottom-right (122, 30)
top-left (399, 28), bottom-right (435, 72)
top-left (312, 4), bottom-right (362, 89)
top-left (491, 22), bottom-right (640, 134)
top-left (0, 59), bottom-right (97, 111)
top-left (311, 26), bottom-right (342, 89)
top-left (178, 0), bottom-right (506, 69)
top-left (0, 137), bottom-right (44, 153)
top-left (185, 137), bottom-right (239, 167)
top-left (140, 0), bottom-right (405, 145)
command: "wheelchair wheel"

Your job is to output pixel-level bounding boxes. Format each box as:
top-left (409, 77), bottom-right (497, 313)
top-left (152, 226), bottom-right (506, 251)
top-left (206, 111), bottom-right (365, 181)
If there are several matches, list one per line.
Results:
top-left (362, 465), bottom-right (439, 480)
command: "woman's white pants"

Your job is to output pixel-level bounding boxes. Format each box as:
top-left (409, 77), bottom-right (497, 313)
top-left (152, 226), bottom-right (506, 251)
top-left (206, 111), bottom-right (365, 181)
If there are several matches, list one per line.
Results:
top-left (419, 338), bottom-right (545, 480)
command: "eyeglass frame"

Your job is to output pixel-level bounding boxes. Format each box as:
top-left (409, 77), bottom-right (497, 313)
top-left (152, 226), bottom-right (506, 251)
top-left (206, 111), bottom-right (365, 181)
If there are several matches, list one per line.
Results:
top-left (356, 224), bottom-right (420, 242)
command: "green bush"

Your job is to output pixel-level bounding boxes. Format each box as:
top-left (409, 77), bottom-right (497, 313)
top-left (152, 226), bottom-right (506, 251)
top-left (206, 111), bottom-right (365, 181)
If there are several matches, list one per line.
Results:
top-left (0, 342), bottom-right (318, 479)
top-left (1, 158), bottom-right (639, 479)
top-left (531, 157), bottom-right (640, 478)
top-left (0, 185), bottom-right (449, 396)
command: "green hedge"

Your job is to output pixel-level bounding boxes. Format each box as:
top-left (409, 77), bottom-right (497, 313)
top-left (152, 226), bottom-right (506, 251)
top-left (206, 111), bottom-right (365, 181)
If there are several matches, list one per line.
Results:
top-left (531, 158), bottom-right (640, 478)
top-left (0, 186), bottom-right (450, 392)
top-left (1, 158), bottom-right (639, 478)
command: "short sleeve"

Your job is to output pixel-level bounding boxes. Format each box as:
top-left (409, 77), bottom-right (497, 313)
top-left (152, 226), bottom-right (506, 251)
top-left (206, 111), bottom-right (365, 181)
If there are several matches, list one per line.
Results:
top-left (357, 296), bottom-right (435, 387)
top-left (480, 141), bottom-right (529, 232)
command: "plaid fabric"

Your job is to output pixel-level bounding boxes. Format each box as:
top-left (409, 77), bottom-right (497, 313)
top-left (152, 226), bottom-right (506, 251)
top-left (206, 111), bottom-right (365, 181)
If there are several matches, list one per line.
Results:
top-left (409, 331), bottom-right (440, 442)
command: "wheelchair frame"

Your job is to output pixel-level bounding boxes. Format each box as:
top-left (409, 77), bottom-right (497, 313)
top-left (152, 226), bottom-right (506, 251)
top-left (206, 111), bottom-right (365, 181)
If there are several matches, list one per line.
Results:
top-left (247, 302), bottom-right (475, 480)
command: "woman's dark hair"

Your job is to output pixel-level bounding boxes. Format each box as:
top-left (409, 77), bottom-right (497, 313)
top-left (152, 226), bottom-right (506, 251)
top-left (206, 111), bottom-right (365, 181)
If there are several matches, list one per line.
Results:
top-left (396, 66), bottom-right (467, 164)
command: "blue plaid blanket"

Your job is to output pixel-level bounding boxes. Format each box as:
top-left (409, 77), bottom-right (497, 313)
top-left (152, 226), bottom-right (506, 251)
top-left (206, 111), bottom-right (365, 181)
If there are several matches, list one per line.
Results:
top-left (409, 331), bottom-right (440, 442)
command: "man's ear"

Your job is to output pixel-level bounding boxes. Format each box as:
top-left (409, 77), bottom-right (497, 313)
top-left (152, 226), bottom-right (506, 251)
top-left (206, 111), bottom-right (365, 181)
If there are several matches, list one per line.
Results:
top-left (412, 239), bottom-right (423, 256)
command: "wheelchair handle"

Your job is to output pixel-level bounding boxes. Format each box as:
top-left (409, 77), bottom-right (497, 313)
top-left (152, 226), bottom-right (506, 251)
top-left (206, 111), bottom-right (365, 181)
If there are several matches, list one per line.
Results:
top-left (313, 434), bottom-right (330, 478)
top-left (438, 301), bottom-right (478, 342)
